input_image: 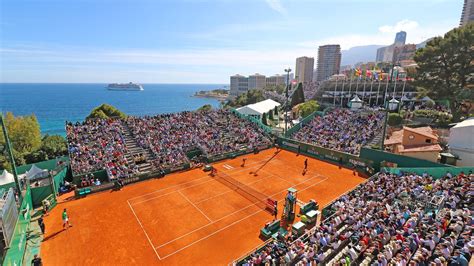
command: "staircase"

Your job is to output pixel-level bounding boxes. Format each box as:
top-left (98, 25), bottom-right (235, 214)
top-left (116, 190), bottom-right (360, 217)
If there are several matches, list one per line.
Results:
top-left (121, 125), bottom-right (155, 174)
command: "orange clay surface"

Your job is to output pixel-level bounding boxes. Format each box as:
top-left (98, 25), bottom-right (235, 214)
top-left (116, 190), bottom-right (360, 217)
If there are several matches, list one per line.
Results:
top-left (41, 148), bottom-right (365, 265)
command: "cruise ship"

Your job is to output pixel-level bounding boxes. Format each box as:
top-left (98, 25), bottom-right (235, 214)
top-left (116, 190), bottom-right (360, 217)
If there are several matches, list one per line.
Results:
top-left (106, 82), bottom-right (144, 91)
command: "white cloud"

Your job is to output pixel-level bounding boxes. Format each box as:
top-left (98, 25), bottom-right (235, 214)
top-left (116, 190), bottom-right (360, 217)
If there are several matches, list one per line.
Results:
top-left (264, 0), bottom-right (287, 15)
top-left (378, 19), bottom-right (419, 34)
top-left (299, 19), bottom-right (456, 50)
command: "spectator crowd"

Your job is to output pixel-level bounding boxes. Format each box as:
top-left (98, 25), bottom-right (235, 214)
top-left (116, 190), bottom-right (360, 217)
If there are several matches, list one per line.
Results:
top-left (241, 171), bottom-right (472, 266)
top-left (67, 110), bottom-right (271, 179)
top-left (291, 109), bottom-right (385, 155)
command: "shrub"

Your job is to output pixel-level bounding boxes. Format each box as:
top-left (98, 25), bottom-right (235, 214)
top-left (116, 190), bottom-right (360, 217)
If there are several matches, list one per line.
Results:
top-left (388, 113), bottom-right (403, 126)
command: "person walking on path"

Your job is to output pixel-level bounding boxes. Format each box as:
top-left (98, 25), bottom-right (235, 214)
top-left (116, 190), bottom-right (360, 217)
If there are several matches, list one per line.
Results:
top-left (62, 208), bottom-right (71, 229)
top-left (38, 215), bottom-right (45, 234)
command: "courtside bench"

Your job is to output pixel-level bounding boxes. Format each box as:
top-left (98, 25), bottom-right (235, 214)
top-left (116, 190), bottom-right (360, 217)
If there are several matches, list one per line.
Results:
top-left (299, 200), bottom-right (319, 215)
top-left (260, 219), bottom-right (280, 239)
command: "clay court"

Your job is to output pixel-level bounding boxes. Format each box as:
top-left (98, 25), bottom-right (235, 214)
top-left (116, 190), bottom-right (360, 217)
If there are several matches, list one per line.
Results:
top-left (40, 148), bottom-right (365, 265)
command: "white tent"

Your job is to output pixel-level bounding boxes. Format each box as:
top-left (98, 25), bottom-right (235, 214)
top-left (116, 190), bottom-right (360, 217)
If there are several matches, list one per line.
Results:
top-left (236, 99), bottom-right (281, 117)
top-left (448, 118), bottom-right (474, 166)
top-left (0, 170), bottom-right (14, 186)
top-left (25, 164), bottom-right (48, 180)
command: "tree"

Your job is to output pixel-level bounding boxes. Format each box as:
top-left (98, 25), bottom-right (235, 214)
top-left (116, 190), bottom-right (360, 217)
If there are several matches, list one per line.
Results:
top-left (225, 89), bottom-right (265, 108)
top-left (262, 113), bottom-right (268, 126)
top-left (290, 83), bottom-right (305, 107)
top-left (197, 104), bottom-right (213, 112)
top-left (414, 23), bottom-right (474, 121)
top-left (299, 100), bottom-right (320, 118)
top-left (86, 104), bottom-right (127, 120)
top-left (0, 112), bottom-right (42, 170)
top-left (40, 135), bottom-right (68, 158)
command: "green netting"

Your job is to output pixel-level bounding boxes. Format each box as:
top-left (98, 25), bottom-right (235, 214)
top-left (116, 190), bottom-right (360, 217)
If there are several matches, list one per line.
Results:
top-left (382, 166), bottom-right (474, 179)
top-left (3, 186), bottom-right (33, 266)
top-left (15, 156), bottom-right (69, 175)
top-left (359, 147), bottom-right (448, 172)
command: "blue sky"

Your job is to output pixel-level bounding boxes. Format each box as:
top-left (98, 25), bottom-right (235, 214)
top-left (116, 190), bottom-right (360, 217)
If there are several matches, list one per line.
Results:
top-left (0, 0), bottom-right (463, 83)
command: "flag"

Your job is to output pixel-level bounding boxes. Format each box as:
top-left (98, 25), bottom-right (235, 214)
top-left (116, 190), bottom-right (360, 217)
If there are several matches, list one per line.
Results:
top-left (366, 70), bottom-right (372, 80)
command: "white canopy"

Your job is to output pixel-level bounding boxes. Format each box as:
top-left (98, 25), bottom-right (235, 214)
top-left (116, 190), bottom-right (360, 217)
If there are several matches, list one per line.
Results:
top-left (449, 118), bottom-right (474, 166)
top-left (0, 170), bottom-right (14, 186)
top-left (236, 99), bottom-right (281, 117)
top-left (25, 164), bottom-right (48, 180)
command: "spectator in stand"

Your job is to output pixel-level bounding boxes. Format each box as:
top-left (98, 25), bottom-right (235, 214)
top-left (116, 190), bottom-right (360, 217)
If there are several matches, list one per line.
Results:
top-left (240, 171), bottom-right (473, 265)
top-left (291, 108), bottom-right (385, 155)
top-left (67, 110), bottom-right (272, 184)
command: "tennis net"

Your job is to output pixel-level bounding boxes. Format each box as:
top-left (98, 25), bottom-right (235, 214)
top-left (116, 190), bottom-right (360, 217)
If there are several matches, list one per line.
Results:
top-left (211, 171), bottom-right (276, 214)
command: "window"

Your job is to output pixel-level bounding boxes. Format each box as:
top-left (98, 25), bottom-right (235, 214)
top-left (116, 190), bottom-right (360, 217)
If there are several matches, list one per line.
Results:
top-left (426, 139), bottom-right (432, 144)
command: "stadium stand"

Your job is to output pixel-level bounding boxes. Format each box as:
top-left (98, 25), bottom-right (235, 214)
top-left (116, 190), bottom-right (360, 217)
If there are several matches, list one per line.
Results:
top-left (237, 171), bottom-right (472, 265)
top-left (291, 108), bottom-right (385, 155)
top-left (66, 110), bottom-right (272, 180)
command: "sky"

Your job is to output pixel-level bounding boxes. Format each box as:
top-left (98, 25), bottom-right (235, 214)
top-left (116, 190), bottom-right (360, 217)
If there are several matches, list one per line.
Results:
top-left (0, 0), bottom-right (464, 83)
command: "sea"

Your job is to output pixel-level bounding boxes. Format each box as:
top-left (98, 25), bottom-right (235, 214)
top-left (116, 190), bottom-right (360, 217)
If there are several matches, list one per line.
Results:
top-left (0, 83), bottom-right (224, 136)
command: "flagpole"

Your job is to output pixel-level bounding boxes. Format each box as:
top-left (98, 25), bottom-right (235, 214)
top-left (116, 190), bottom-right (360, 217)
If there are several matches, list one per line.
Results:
top-left (383, 76), bottom-right (389, 106)
top-left (401, 77), bottom-right (406, 100)
top-left (355, 76), bottom-right (360, 95)
top-left (393, 73), bottom-right (398, 98)
top-left (333, 76), bottom-right (338, 106)
top-left (348, 71), bottom-right (353, 103)
top-left (368, 79), bottom-right (374, 107)
top-left (340, 77), bottom-right (345, 107)
top-left (362, 77), bottom-right (367, 103)
top-left (376, 79), bottom-right (381, 106)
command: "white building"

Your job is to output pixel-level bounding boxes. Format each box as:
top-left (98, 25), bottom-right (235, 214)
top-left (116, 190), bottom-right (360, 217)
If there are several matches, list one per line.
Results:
top-left (448, 118), bottom-right (474, 166)
top-left (229, 74), bottom-right (249, 97)
top-left (248, 73), bottom-right (266, 90)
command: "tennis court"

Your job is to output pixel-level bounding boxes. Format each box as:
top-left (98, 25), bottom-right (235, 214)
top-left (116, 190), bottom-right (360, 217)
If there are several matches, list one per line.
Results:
top-left (40, 148), bottom-right (365, 265)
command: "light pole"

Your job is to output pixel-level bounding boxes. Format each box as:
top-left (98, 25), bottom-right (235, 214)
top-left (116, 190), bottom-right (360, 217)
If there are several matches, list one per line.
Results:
top-left (0, 114), bottom-right (23, 203)
top-left (380, 98), bottom-right (400, 150)
top-left (284, 67), bottom-right (291, 136)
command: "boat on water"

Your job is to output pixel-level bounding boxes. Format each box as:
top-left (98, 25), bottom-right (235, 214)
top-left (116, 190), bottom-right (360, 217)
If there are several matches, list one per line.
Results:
top-left (106, 82), bottom-right (144, 91)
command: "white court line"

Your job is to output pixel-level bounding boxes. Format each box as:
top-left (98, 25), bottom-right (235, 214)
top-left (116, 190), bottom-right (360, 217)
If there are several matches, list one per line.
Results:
top-left (127, 157), bottom-right (270, 202)
top-left (127, 200), bottom-right (162, 260)
top-left (157, 175), bottom-right (330, 260)
top-left (130, 163), bottom-right (265, 205)
top-left (154, 173), bottom-right (324, 250)
top-left (223, 164), bottom-right (233, 170)
top-left (179, 191), bottom-right (213, 223)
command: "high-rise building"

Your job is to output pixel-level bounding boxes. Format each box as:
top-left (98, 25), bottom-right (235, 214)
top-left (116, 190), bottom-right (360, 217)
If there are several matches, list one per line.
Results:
top-left (394, 31), bottom-right (407, 45)
top-left (295, 56), bottom-right (314, 83)
top-left (229, 74), bottom-right (249, 97)
top-left (266, 75), bottom-right (285, 87)
top-left (316, 45), bottom-right (341, 82)
top-left (460, 0), bottom-right (474, 26)
top-left (376, 31), bottom-right (409, 63)
top-left (393, 44), bottom-right (417, 63)
top-left (248, 73), bottom-right (266, 90)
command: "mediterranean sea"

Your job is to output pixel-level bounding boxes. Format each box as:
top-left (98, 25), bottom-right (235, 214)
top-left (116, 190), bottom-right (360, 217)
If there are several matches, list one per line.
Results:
top-left (0, 83), bottom-right (224, 136)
